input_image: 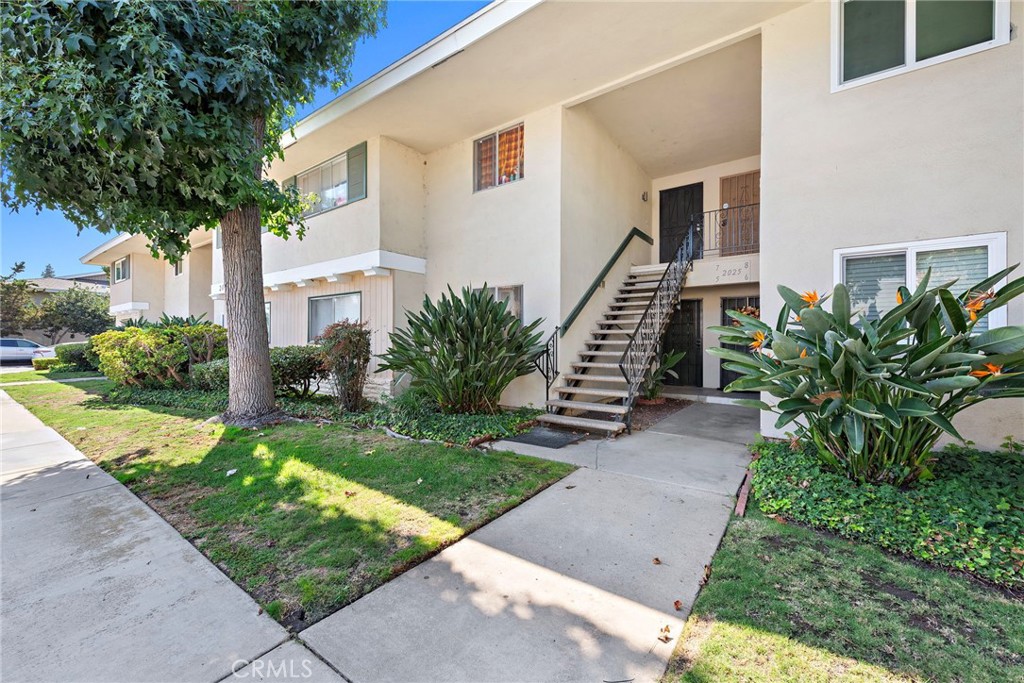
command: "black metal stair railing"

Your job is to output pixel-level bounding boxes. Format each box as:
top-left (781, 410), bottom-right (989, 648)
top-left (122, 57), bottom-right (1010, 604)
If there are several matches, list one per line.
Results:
top-left (618, 223), bottom-right (701, 430)
top-left (532, 326), bottom-right (559, 410)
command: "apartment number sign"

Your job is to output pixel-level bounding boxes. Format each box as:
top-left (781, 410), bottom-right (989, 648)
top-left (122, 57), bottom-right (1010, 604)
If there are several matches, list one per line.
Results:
top-left (713, 259), bottom-right (753, 284)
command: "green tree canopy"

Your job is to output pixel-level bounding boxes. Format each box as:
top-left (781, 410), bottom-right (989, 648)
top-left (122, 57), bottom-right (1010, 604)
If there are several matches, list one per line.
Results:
top-left (36, 286), bottom-right (112, 344)
top-left (41, 263), bottom-right (56, 278)
top-left (1, 0), bottom-right (385, 421)
top-left (0, 262), bottom-right (38, 336)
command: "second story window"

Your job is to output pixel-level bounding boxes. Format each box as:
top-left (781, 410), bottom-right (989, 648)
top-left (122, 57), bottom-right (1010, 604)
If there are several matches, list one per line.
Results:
top-left (474, 123), bottom-right (524, 192)
top-left (287, 142), bottom-right (367, 218)
top-left (836, 0), bottom-right (1009, 88)
top-left (173, 260), bottom-right (183, 277)
top-left (113, 256), bottom-right (130, 283)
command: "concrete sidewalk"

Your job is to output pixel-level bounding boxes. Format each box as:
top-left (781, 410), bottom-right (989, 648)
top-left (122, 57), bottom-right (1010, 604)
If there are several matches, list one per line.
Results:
top-left (0, 390), bottom-right (338, 683)
top-left (300, 403), bottom-right (756, 682)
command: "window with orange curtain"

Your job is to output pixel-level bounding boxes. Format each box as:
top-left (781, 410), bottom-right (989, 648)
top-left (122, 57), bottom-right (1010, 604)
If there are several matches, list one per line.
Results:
top-left (474, 123), bottom-right (524, 191)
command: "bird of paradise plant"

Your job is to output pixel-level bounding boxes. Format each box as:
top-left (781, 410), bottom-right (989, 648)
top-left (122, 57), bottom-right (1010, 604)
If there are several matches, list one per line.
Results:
top-left (709, 266), bottom-right (1024, 486)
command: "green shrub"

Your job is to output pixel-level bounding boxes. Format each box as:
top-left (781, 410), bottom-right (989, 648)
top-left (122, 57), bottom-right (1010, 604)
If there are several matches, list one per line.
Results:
top-left (191, 346), bottom-right (327, 397)
top-left (752, 440), bottom-right (1024, 588)
top-left (711, 267), bottom-right (1024, 486)
top-left (317, 321), bottom-right (371, 411)
top-left (191, 358), bottom-right (230, 391)
top-left (378, 285), bottom-right (545, 414)
top-left (48, 362), bottom-right (81, 373)
top-left (55, 342), bottom-right (97, 370)
top-left (92, 323), bottom-right (227, 388)
top-left (270, 345), bottom-right (328, 398)
top-left (32, 357), bottom-right (60, 370)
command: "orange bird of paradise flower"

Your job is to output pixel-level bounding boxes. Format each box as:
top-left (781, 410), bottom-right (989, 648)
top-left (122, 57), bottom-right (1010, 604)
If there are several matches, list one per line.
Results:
top-left (896, 291), bottom-right (903, 305)
top-left (749, 331), bottom-right (766, 351)
top-left (964, 290), bottom-right (996, 322)
top-left (969, 363), bottom-right (1003, 378)
top-left (800, 290), bottom-right (820, 308)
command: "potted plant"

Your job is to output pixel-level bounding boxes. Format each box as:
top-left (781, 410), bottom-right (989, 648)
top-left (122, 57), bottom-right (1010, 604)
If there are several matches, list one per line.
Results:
top-left (638, 349), bottom-right (687, 405)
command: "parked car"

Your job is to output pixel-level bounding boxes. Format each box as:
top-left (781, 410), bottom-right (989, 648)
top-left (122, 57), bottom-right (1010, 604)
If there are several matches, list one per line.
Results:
top-left (0, 338), bottom-right (56, 363)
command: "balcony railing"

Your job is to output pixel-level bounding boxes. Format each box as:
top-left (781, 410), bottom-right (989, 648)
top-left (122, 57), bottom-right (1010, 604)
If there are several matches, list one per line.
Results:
top-left (692, 203), bottom-right (760, 258)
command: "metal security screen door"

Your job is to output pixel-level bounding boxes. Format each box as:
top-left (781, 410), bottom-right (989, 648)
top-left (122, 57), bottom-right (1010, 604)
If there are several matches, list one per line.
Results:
top-left (662, 300), bottom-right (703, 386)
top-left (720, 296), bottom-right (760, 388)
top-left (660, 183), bottom-right (703, 262)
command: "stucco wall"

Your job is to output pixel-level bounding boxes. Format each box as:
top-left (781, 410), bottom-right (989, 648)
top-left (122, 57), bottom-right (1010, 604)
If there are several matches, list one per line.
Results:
top-left (760, 1), bottom-right (1024, 446)
top-left (188, 245), bottom-right (214, 321)
top-left (422, 105), bottom-right (564, 408)
top-left (559, 107), bottom-right (654, 382)
top-left (163, 257), bottom-right (189, 318)
top-left (379, 137), bottom-right (426, 258)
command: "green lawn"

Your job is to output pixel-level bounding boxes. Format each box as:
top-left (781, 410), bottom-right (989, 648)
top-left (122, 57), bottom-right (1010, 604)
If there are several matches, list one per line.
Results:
top-left (0, 368), bottom-right (102, 384)
top-left (666, 509), bottom-right (1024, 682)
top-left (5, 380), bottom-right (573, 628)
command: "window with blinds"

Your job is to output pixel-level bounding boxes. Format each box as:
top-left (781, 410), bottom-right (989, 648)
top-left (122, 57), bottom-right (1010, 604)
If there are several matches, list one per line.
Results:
top-left (837, 0), bottom-right (1004, 86)
top-left (473, 285), bottom-right (524, 321)
top-left (842, 243), bottom-right (993, 329)
top-left (287, 142), bottom-right (367, 218)
top-left (308, 293), bottom-right (361, 342)
top-left (474, 124), bottom-right (524, 192)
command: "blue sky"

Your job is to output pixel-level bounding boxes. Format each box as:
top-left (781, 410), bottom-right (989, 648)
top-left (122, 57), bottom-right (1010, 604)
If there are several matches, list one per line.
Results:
top-left (1, 0), bottom-right (488, 278)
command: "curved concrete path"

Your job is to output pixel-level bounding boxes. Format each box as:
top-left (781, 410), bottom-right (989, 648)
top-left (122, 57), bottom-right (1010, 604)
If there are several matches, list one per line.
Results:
top-left (300, 402), bottom-right (756, 682)
top-left (0, 390), bottom-right (340, 683)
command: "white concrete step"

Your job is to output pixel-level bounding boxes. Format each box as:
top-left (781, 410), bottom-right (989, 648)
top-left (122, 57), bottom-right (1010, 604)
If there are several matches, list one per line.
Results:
top-left (578, 350), bottom-right (622, 358)
top-left (562, 373), bottom-right (625, 383)
top-left (572, 362), bottom-right (620, 369)
top-left (589, 329), bottom-right (633, 336)
top-left (598, 318), bottom-right (641, 326)
top-left (546, 399), bottom-right (628, 415)
top-left (536, 413), bottom-right (626, 434)
top-left (614, 292), bottom-right (656, 300)
top-left (585, 339), bottom-right (628, 347)
top-left (556, 386), bottom-right (629, 398)
top-left (620, 281), bottom-right (658, 291)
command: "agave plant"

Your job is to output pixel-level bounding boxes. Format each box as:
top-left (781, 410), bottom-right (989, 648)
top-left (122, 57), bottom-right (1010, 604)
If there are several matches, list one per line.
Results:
top-left (710, 266), bottom-right (1024, 486)
top-left (378, 285), bottom-right (544, 414)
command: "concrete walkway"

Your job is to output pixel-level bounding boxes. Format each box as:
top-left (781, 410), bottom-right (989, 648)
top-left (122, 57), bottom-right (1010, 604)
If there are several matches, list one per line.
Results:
top-left (0, 390), bottom-right (339, 683)
top-left (300, 402), bottom-right (756, 682)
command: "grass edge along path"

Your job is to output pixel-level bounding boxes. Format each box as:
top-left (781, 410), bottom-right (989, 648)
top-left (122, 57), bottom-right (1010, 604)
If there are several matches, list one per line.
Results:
top-left (4, 379), bottom-right (574, 629)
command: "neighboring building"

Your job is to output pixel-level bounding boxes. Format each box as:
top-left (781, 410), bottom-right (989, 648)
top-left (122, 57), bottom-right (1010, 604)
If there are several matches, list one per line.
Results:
top-left (80, 231), bottom-right (215, 325)
top-left (17, 275), bottom-right (110, 345)
top-left (84, 0), bottom-right (1023, 446)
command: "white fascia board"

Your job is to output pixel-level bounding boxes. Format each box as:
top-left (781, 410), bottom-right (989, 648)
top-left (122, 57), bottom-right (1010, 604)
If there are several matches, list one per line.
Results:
top-left (286, 0), bottom-right (542, 145)
top-left (109, 301), bottom-right (150, 314)
top-left (217, 250), bottom-right (426, 290)
top-left (80, 233), bottom-right (133, 265)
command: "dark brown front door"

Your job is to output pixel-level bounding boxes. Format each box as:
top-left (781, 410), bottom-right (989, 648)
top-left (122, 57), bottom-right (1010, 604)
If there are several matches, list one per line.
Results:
top-left (719, 170), bottom-right (760, 256)
top-left (660, 183), bottom-right (703, 262)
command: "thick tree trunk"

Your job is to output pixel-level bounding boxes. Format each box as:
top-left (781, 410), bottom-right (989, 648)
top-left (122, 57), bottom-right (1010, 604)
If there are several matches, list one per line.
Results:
top-left (219, 117), bottom-right (277, 424)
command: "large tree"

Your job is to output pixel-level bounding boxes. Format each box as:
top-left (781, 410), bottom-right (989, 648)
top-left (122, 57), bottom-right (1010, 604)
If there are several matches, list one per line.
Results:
top-left (41, 263), bottom-right (56, 278)
top-left (36, 286), bottom-right (112, 344)
top-left (1, 0), bottom-right (384, 423)
top-left (0, 262), bottom-right (38, 336)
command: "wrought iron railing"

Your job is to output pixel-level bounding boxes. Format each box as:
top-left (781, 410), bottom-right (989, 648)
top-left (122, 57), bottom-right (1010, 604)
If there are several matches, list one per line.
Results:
top-left (692, 203), bottom-right (759, 258)
top-left (618, 225), bottom-right (699, 430)
top-left (533, 326), bottom-right (559, 408)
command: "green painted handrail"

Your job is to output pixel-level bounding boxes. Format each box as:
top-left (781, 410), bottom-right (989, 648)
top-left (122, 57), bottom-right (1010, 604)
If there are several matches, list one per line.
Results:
top-left (560, 227), bottom-right (654, 337)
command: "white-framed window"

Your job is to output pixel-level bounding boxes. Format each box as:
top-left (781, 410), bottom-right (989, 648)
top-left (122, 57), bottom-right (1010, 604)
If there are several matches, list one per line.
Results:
top-left (474, 123), bottom-right (525, 192)
top-left (834, 232), bottom-right (1008, 330)
top-left (286, 142), bottom-right (367, 218)
top-left (308, 292), bottom-right (361, 341)
top-left (113, 256), bottom-right (130, 283)
top-left (474, 284), bottom-right (524, 321)
top-left (831, 0), bottom-right (1010, 91)
top-left (173, 260), bottom-right (183, 277)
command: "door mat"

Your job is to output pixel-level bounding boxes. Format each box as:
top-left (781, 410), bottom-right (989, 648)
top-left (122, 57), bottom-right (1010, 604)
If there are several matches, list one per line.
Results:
top-left (506, 425), bottom-right (587, 449)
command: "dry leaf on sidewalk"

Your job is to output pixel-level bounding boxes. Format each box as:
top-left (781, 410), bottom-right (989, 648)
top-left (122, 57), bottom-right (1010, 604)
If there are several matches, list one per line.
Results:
top-left (673, 600), bottom-right (683, 611)
top-left (652, 557), bottom-right (662, 565)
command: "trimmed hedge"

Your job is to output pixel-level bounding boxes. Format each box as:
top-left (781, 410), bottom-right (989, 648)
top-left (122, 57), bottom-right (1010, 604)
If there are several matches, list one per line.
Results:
top-left (55, 342), bottom-right (97, 370)
top-left (190, 346), bottom-right (328, 397)
top-left (752, 440), bottom-right (1024, 588)
top-left (32, 357), bottom-right (61, 370)
top-left (91, 324), bottom-right (227, 387)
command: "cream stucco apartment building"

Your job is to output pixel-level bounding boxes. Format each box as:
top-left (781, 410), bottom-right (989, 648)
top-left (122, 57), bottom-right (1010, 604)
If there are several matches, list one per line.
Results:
top-left (83, 0), bottom-right (1023, 446)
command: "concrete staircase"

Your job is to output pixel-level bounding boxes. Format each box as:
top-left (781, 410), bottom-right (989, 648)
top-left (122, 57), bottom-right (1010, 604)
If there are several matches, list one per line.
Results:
top-left (536, 264), bottom-right (670, 435)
